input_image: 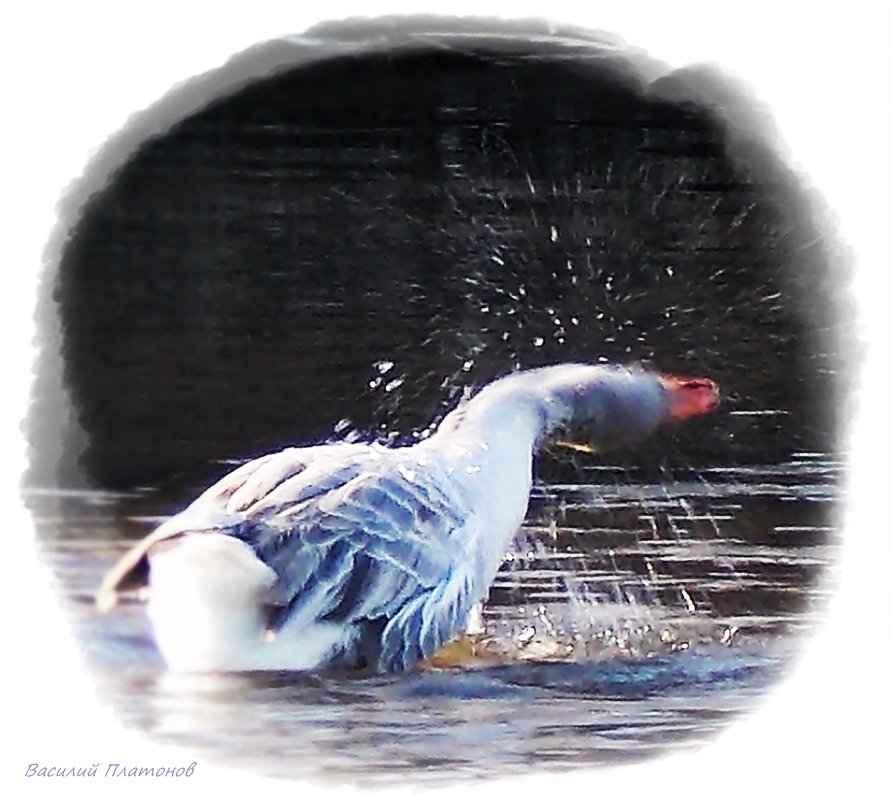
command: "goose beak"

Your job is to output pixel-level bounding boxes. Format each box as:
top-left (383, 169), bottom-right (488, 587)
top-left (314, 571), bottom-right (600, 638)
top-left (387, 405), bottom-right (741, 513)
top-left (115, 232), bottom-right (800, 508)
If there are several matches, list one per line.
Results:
top-left (661, 374), bottom-right (721, 421)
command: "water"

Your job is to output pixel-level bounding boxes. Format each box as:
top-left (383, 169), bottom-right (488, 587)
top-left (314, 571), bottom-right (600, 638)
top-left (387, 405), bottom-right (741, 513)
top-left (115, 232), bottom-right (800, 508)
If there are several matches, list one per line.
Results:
top-left (40, 42), bottom-right (844, 493)
top-left (29, 453), bottom-right (838, 784)
top-left (31, 33), bottom-right (846, 785)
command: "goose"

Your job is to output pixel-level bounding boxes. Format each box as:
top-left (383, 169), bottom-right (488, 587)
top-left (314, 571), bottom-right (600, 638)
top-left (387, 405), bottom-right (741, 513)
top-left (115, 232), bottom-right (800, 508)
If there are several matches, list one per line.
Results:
top-left (96, 362), bottom-right (719, 673)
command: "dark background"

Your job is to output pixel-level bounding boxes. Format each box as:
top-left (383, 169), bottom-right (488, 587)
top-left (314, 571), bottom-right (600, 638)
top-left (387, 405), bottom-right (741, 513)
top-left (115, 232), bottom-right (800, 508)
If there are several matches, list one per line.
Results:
top-left (42, 38), bottom-right (847, 493)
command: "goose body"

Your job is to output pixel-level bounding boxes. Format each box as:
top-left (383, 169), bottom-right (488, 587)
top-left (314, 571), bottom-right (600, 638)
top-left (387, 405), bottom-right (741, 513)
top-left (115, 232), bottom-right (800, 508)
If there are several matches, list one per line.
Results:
top-left (97, 363), bottom-right (719, 673)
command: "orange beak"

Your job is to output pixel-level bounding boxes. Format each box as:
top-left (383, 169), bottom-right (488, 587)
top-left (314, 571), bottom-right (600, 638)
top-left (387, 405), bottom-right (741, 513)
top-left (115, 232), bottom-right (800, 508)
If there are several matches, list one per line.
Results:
top-left (660, 374), bottom-right (721, 421)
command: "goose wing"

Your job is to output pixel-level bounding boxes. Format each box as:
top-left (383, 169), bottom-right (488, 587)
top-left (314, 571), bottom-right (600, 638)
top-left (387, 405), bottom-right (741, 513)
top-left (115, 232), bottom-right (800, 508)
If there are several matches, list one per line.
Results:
top-left (98, 442), bottom-right (481, 671)
top-left (240, 452), bottom-right (479, 671)
top-left (95, 443), bottom-right (376, 612)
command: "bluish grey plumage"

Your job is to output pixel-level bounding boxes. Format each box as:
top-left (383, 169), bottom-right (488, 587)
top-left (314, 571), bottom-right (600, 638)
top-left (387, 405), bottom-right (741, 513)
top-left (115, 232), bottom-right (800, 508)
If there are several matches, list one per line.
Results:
top-left (97, 362), bottom-right (719, 673)
top-left (229, 447), bottom-right (473, 671)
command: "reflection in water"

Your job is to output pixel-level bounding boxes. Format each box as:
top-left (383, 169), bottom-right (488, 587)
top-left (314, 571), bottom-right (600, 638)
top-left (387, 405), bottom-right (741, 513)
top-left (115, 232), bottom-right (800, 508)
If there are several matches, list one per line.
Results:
top-left (32, 455), bottom-right (837, 783)
top-left (139, 652), bottom-right (781, 781)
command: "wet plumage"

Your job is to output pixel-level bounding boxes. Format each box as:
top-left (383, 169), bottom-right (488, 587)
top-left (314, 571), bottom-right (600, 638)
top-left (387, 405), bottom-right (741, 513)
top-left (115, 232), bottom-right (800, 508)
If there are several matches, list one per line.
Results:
top-left (97, 363), bottom-right (719, 673)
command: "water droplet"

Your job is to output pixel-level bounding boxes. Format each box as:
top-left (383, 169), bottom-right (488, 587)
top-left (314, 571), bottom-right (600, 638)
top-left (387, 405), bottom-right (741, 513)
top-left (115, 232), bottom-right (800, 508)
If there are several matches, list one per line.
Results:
top-left (532, 336), bottom-right (544, 347)
top-left (374, 360), bottom-right (394, 374)
top-left (517, 626), bottom-right (535, 646)
top-left (384, 378), bottom-right (404, 392)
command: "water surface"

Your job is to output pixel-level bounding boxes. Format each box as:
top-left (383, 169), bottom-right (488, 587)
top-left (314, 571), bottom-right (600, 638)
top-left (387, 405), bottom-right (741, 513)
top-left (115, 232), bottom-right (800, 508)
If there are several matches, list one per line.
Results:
top-left (31, 454), bottom-right (838, 784)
